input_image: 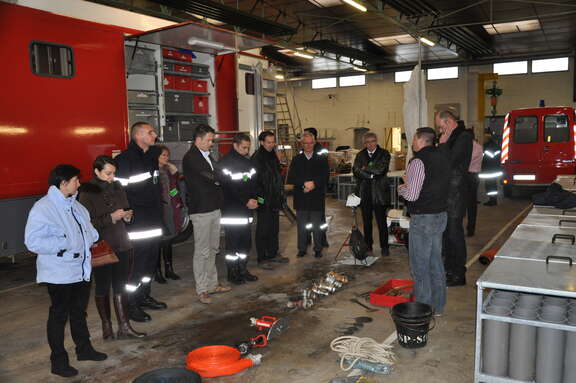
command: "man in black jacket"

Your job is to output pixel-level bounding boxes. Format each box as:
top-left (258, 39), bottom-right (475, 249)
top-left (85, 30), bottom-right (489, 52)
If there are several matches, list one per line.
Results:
top-left (251, 131), bottom-right (289, 267)
top-left (183, 125), bottom-right (230, 304)
top-left (218, 133), bottom-right (259, 285)
top-left (436, 111), bottom-right (473, 287)
top-left (304, 127), bottom-right (329, 248)
top-left (353, 132), bottom-right (391, 257)
top-left (115, 122), bottom-right (167, 322)
top-left (287, 133), bottom-right (330, 258)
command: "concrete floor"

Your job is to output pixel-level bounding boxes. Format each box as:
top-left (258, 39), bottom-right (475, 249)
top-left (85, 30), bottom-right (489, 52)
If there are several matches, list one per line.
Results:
top-left (0, 195), bottom-right (531, 383)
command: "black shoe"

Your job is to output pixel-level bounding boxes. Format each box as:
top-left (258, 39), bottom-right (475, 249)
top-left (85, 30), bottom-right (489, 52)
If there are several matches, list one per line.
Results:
top-left (297, 251), bottom-right (306, 258)
top-left (314, 251), bottom-right (323, 258)
top-left (467, 230), bottom-right (475, 237)
top-left (165, 269), bottom-right (181, 280)
top-left (140, 295), bottom-right (167, 310)
top-left (484, 200), bottom-right (497, 206)
top-left (77, 347), bottom-right (108, 362)
top-left (268, 255), bottom-right (290, 264)
top-left (154, 268), bottom-right (167, 284)
top-left (129, 305), bottom-right (152, 322)
top-left (243, 271), bottom-right (259, 282)
top-left (381, 247), bottom-right (390, 257)
top-left (51, 365), bottom-right (78, 377)
top-left (257, 261), bottom-right (275, 270)
top-left (446, 274), bottom-right (466, 287)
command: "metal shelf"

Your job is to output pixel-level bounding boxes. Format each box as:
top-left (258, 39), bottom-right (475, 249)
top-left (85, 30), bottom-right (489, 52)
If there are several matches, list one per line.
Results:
top-left (164, 70), bottom-right (209, 79)
top-left (164, 89), bottom-right (209, 96)
top-left (166, 112), bottom-right (210, 117)
top-left (475, 373), bottom-right (534, 383)
top-left (163, 58), bottom-right (194, 65)
top-left (480, 312), bottom-right (576, 332)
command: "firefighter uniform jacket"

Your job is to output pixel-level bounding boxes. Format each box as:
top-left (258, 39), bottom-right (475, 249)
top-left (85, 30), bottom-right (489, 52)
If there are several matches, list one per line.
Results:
top-left (217, 148), bottom-right (258, 221)
top-left (115, 141), bottom-right (163, 239)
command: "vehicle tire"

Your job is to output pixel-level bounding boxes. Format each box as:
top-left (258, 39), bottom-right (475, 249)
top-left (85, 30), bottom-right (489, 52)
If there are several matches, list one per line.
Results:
top-left (503, 184), bottom-right (514, 198)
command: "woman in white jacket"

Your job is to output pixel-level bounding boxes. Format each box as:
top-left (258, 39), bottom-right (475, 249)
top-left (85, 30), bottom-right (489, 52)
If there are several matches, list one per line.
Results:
top-left (25, 164), bottom-right (107, 377)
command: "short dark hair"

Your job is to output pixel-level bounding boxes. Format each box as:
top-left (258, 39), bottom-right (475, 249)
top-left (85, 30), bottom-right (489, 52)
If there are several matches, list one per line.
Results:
top-left (194, 124), bottom-right (215, 140)
top-left (93, 155), bottom-right (117, 171)
top-left (233, 133), bottom-right (251, 144)
top-left (130, 121), bottom-right (152, 139)
top-left (304, 127), bottom-right (318, 139)
top-left (437, 110), bottom-right (457, 122)
top-left (415, 127), bottom-right (436, 146)
top-left (48, 164), bottom-right (81, 188)
top-left (258, 130), bottom-right (275, 142)
top-left (156, 144), bottom-right (170, 155)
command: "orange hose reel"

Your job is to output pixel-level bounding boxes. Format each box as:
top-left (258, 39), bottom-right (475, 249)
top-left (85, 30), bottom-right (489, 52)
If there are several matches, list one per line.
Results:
top-left (186, 345), bottom-right (254, 378)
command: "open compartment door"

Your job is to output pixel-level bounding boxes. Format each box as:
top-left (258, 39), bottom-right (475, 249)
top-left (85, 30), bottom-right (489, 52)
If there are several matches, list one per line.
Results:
top-left (125, 21), bottom-right (272, 55)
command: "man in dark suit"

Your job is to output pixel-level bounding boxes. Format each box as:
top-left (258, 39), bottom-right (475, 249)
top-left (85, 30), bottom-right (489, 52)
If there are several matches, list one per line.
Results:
top-left (287, 133), bottom-right (330, 258)
top-left (352, 132), bottom-right (391, 257)
top-left (183, 125), bottom-right (231, 304)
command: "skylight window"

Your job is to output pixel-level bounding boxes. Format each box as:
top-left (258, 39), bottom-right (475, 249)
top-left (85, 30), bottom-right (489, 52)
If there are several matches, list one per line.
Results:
top-left (312, 77), bottom-right (337, 89)
top-left (483, 19), bottom-right (541, 35)
top-left (370, 34), bottom-right (417, 47)
top-left (395, 70), bottom-right (412, 83)
top-left (493, 61), bottom-right (528, 75)
top-left (339, 75), bottom-right (366, 87)
top-left (532, 57), bottom-right (569, 73)
top-left (427, 66), bottom-right (458, 80)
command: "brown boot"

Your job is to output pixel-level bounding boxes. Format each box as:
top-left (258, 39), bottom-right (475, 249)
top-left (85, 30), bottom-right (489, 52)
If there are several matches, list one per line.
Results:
top-left (113, 294), bottom-right (146, 339)
top-left (95, 296), bottom-right (114, 341)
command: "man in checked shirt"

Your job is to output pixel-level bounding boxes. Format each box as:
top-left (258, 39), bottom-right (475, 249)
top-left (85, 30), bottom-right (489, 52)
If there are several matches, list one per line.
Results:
top-left (398, 127), bottom-right (450, 315)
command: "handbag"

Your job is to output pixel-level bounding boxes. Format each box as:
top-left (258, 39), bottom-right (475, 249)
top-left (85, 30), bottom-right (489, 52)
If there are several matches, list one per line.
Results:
top-left (91, 240), bottom-right (119, 267)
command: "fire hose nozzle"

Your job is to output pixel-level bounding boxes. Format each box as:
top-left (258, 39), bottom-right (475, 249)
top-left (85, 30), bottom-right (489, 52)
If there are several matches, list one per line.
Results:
top-left (246, 354), bottom-right (263, 365)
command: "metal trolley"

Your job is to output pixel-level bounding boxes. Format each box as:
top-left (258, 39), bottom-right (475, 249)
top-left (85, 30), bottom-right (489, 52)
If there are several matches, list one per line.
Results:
top-left (474, 207), bottom-right (576, 383)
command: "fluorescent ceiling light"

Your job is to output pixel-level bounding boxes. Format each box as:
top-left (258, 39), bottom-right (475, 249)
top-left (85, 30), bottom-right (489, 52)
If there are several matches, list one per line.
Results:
top-left (419, 37), bottom-right (435, 47)
top-left (483, 19), bottom-right (541, 35)
top-left (294, 51), bottom-right (314, 60)
top-left (307, 0), bottom-right (343, 7)
top-left (369, 34), bottom-right (417, 46)
top-left (352, 66), bottom-right (367, 72)
top-left (342, 0), bottom-right (367, 12)
top-left (275, 74), bottom-right (285, 80)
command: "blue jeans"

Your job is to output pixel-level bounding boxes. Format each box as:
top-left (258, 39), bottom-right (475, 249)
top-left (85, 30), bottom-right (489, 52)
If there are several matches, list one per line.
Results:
top-left (409, 212), bottom-right (448, 314)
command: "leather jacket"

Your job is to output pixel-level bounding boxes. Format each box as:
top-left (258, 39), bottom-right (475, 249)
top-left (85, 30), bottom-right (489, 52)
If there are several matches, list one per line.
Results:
top-left (251, 146), bottom-right (284, 210)
top-left (353, 146), bottom-right (391, 206)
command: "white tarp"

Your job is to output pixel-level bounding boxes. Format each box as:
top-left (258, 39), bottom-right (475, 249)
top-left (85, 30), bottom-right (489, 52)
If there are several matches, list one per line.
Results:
top-left (402, 64), bottom-right (428, 162)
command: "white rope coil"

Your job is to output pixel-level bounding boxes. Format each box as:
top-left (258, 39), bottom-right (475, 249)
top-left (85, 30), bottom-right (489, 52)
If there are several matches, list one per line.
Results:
top-left (330, 336), bottom-right (396, 371)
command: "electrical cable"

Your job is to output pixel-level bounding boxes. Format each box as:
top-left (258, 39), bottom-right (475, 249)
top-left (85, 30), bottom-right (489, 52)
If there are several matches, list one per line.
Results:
top-left (330, 336), bottom-right (396, 371)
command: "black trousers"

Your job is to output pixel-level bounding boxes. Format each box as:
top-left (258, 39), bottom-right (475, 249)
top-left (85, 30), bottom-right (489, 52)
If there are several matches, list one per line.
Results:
top-left (46, 281), bottom-right (92, 367)
top-left (466, 172), bottom-right (479, 234)
top-left (256, 207), bottom-right (279, 261)
top-left (443, 192), bottom-right (468, 277)
top-left (93, 249), bottom-right (130, 296)
top-left (225, 223), bottom-right (252, 256)
top-left (131, 238), bottom-right (160, 284)
top-left (360, 200), bottom-right (389, 250)
top-left (297, 210), bottom-right (323, 252)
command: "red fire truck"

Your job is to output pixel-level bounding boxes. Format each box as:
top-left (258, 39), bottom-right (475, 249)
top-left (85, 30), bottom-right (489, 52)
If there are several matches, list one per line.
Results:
top-left (501, 106), bottom-right (576, 195)
top-left (0, 1), bottom-right (269, 258)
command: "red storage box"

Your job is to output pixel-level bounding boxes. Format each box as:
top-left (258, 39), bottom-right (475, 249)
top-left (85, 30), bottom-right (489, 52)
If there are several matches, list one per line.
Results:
top-left (175, 76), bottom-right (191, 90)
top-left (190, 80), bottom-right (208, 93)
top-left (162, 48), bottom-right (177, 59)
top-left (369, 279), bottom-right (414, 307)
top-left (178, 52), bottom-right (193, 62)
top-left (174, 64), bottom-right (191, 73)
top-left (194, 96), bottom-right (209, 114)
top-left (163, 74), bottom-right (176, 89)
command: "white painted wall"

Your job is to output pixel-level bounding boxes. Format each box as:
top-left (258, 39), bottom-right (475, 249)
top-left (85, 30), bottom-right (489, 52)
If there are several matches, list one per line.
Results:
top-left (283, 60), bottom-right (574, 148)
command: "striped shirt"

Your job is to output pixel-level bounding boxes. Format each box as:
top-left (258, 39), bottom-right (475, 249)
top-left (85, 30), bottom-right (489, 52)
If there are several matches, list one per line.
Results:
top-left (398, 158), bottom-right (426, 202)
top-left (468, 140), bottom-right (483, 173)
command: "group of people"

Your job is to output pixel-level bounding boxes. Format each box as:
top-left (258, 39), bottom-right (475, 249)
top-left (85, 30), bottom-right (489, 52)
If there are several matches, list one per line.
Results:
top-left (24, 120), bottom-right (333, 377)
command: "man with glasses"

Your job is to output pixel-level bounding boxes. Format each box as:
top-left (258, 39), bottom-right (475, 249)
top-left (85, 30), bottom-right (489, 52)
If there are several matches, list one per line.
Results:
top-left (353, 132), bottom-right (391, 257)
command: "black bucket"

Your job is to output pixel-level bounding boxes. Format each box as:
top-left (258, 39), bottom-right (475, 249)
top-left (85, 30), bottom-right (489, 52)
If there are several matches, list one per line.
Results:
top-left (391, 302), bottom-right (434, 349)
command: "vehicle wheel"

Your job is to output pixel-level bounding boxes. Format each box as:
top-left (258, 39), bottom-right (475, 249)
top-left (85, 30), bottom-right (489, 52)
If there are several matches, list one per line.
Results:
top-left (503, 184), bottom-right (514, 198)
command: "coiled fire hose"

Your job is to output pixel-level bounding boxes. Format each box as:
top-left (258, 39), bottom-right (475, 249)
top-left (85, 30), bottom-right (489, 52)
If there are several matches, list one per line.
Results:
top-left (330, 336), bottom-right (396, 371)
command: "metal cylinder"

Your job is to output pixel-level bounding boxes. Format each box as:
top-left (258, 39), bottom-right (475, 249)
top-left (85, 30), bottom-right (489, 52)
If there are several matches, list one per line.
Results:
top-left (483, 304), bottom-right (511, 377)
top-left (563, 314), bottom-right (576, 383)
top-left (536, 307), bottom-right (566, 383)
top-left (517, 293), bottom-right (543, 309)
top-left (509, 307), bottom-right (538, 381)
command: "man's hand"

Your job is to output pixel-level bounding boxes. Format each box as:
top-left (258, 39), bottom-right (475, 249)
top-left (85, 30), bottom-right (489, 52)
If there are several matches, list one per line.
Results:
top-left (303, 181), bottom-right (315, 193)
top-left (401, 174), bottom-right (407, 184)
top-left (246, 199), bottom-right (258, 209)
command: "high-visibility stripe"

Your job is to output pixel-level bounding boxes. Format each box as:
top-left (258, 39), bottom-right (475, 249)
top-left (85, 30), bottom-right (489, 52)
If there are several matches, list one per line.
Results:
top-left (220, 217), bottom-right (254, 225)
top-left (317, 148), bottom-right (329, 156)
top-left (319, 223), bottom-right (328, 230)
top-left (141, 276), bottom-right (152, 283)
top-left (125, 283), bottom-right (140, 293)
top-left (222, 168), bottom-right (256, 180)
top-left (483, 150), bottom-right (501, 159)
top-left (487, 191), bottom-right (499, 196)
top-left (127, 228), bottom-right (163, 240)
top-left (116, 171), bottom-right (157, 186)
top-left (305, 223), bottom-right (313, 229)
top-left (225, 254), bottom-right (238, 261)
top-left (479, 171), bottom-right (503, 179)
top-left (501, 113), bottom-right (510, 164)
top-left (236, 253), bottom-right (247, 260)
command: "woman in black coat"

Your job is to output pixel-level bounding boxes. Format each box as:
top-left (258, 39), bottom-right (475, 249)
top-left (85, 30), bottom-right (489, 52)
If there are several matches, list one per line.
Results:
top-left (79, 155), bottom-right (145, 340)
